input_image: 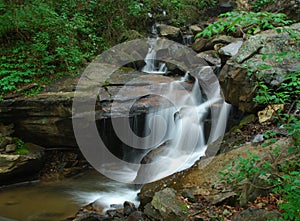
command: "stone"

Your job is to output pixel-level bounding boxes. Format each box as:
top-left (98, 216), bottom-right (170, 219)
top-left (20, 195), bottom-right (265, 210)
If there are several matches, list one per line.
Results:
top-left (5, 144), bottom-right (16, 153)
top-left (123, 201), bottom-right (137, 217)
top-left (219, 23), bottom-right (300, 113)
top-left (258, 104), bottom-right (284, 123)
top-left (232, 208), bottom-right (281, 221)
top-left (0, 137), bottom-right (11, 149)
top-left (0, 68), bottom-right (192, 148)
top-left (219, 41), bottom-right (243, 57)
top-left (192, 38), bottom-right (209, 52)
top-left (0, 123), bottom-right (14, 137)
top-left (182, 189), bottom-right (196, 203)
top-left (150, 188), bottom-right (186, 221)
top-left (139, 138), bottom-right (294, 208)
top-left (189, 25), bottom-right (202, 35)
top-left (196, 50), bottom-right (221, 68)
top-left (143, 203), bottom-right (162, 220)
top-left (125, 211), bottom-right (144, 221)
top-left (157, 24), bottom-right (181, 42)
top-left (0, 143), bottom-right (45, 185)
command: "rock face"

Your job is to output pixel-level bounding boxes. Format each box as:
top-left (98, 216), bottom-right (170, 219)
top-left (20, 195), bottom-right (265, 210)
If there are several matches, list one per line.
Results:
top-left (0, 38), bottom-right (207, 148)
top-left (0, 143), bottom-right (45, 185)
top-left (0, 67), bottom-right (192, 148)
top-left (219, 23), bottom-right (300, 112)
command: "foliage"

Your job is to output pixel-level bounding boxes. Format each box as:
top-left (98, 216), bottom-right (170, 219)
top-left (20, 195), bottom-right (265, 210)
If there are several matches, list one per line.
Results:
top-left (15, 138), bottom-right (29, 155)
top-left (250, 0), bottom-right (275, 12)
top-left (159, 0), bottom-right (217, 26)
top-left (220, 145), bottom-right (300, 221)
top-left (220, 25), bottom-right (300, 220)
top-left (195, 11), bottom-right (293, 38)
top-left (0, 0), bottom-right (219, 96)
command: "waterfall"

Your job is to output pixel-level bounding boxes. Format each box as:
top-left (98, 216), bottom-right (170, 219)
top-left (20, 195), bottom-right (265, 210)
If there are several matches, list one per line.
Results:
top-left (141, 38), bottom-right (168, 74)
top-left (133, 73), bottom-right (230, 184)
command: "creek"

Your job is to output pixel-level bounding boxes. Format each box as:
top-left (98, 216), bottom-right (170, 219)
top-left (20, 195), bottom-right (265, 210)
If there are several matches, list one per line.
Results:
top-left (0, 170), bottom-right (138, 221)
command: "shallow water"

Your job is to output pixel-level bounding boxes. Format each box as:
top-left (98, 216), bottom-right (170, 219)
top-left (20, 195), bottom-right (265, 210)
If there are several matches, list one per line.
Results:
top-left (0, 170), bottom-right (138, 221)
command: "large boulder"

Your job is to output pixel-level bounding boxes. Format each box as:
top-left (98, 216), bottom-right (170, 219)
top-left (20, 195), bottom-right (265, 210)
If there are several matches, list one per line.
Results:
top-left (219, 23), bottom-right (300, 113)
top-left (0, 143), bottom-right (45, 185)
top-left (157, 24), bottom-right (182, 42)
top-left (144, 188), bottom-right (187, 221)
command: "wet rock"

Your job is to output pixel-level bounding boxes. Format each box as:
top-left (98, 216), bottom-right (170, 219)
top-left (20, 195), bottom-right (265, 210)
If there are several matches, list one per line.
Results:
top-left (123, 201), bottom-right (137, 217)
top-left (0, 67), bottom-right (192, 148)
top-left (232, 208), bottom-right (281, 221)
top-left (72, 212), bottom-right (104, 221)
top-left (0, 143), bottom-right (45, 185)
top-left (5, 144), bottom-right (16, 153)
top-left (125, 211), bottom-right (144, 221)
top-left (157, 24), bottom-right (181, 42)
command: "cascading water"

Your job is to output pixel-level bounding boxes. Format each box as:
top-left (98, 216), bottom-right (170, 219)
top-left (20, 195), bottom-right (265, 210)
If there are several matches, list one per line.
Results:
top-left (72, 38), bottom-right (230, 212)
top-left (141, 37), bottom-right (168, 74)
top-left (133, 71), bottom-right (230, 183)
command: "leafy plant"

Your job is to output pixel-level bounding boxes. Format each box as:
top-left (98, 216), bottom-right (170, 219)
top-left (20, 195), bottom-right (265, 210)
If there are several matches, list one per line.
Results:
top-left (195, 11), bottom-right (293, 38)
top-left (15, 138), bottom-right (29, 155)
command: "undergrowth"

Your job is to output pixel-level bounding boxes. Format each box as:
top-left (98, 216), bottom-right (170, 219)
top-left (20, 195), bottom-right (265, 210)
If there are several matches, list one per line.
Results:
top-left (195, 11), bottom-right (294, 38)
top-left (219, 27), bottom-right (300, 220)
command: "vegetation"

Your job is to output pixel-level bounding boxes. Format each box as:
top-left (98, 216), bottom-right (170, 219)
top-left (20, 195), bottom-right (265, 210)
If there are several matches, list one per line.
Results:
top-left (0, 0), bottom-right (218, 98)
top-left (15, 138), bottom-right (29, 154)
top-left (219, 23), bottom-right (300, 219)
top-left (195, 11), bottom-right (293, 38)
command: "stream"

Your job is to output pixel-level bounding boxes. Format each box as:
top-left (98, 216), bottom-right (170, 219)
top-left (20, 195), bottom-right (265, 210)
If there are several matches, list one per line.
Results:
top-left (0, 169), bottom-right (138, 221)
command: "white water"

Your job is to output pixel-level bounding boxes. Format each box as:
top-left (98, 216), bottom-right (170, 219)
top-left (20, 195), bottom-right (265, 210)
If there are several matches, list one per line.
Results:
top-left (133, 74), bottom-right (230, 183)
top-left (141, 38), bottom-right (168, 74)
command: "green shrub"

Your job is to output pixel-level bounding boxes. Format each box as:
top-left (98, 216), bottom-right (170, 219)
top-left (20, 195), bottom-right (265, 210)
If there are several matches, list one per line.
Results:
top-left (15, 138), bottom-right (29, 155)
top-left (195, 11), bottom-right (293, 38)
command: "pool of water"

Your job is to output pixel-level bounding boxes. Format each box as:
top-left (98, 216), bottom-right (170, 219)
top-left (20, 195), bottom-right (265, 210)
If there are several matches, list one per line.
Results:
top-left (0, 170), bottom-right (138, 221)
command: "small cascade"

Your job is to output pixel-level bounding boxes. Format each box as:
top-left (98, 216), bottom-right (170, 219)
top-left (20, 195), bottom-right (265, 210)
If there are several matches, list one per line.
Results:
top-left (182, 34), bottom-right (194, 46)
top-left (141, 38), bottom-right (168, 74)
top-left (150, 23), bottom-right (158, 36)
top-left (133, 73), bottom-right (230, 183)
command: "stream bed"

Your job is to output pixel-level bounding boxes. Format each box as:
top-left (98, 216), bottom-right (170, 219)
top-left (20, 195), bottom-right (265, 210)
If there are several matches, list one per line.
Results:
top-left (0, 170), bottom-right (138, 221)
